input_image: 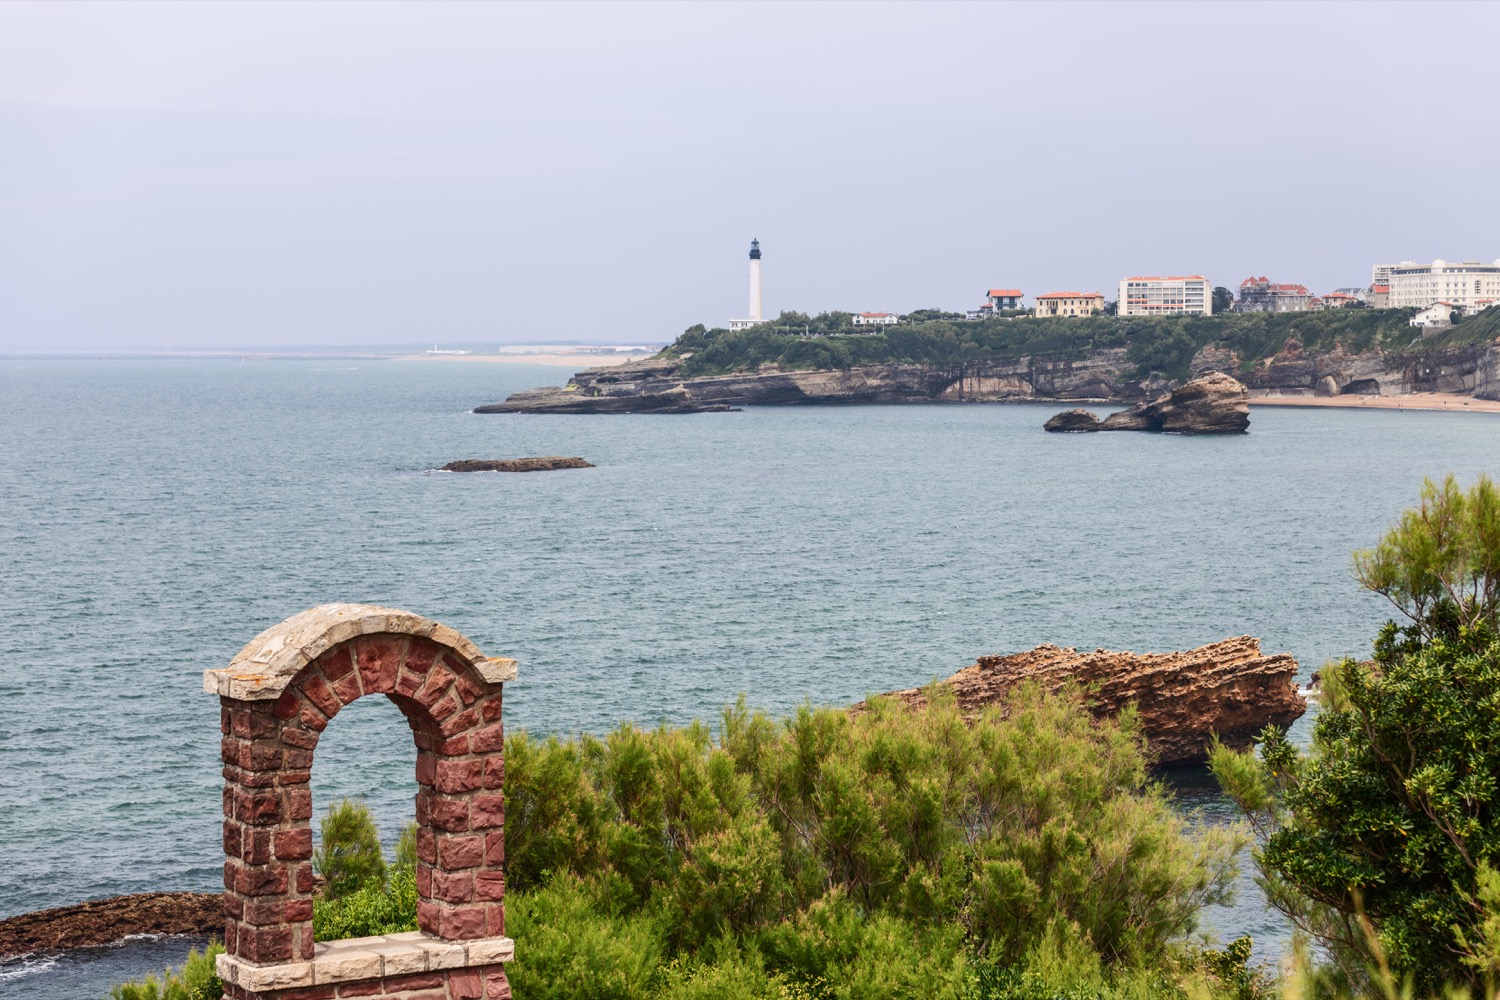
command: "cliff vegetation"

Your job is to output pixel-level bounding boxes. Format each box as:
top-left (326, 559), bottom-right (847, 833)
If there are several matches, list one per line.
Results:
top-left (662, 308), bottom-right (1497, 381)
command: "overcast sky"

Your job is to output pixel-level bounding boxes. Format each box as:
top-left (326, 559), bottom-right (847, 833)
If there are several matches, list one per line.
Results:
top-left (2, 1), bottom-right (1497, 350)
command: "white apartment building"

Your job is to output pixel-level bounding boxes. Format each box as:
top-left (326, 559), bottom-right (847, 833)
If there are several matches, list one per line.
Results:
top-left (1118, 275), bottom-right (1212, 316)
top-left (1385, 260), bottom-right (1500, 313)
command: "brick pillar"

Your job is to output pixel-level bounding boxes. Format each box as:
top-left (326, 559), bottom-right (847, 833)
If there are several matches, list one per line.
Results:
top-left (220, 696), bottom-right (316, 964)
top-left (206, 604), bottom-right (516, 1000)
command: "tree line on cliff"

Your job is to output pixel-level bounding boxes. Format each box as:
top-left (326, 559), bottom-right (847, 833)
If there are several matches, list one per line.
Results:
top-left (662, 307), bottom-right (1500, 382)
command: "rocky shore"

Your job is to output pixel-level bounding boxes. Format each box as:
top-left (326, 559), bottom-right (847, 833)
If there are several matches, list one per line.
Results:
top-left (0, 892), bottom-right (221, 958)
top-left (867, 635), bottom-right (1305, 767)
top-left (475, 339), bottom-right (1500, 414)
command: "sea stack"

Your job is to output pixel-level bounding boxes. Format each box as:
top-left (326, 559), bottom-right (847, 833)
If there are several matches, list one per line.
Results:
top-left (1044, 372), bottom-right (1251, 434)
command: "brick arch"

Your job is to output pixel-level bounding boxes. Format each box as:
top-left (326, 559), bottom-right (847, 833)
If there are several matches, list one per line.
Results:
top-left (204, 604), bottom-right (516, 1000)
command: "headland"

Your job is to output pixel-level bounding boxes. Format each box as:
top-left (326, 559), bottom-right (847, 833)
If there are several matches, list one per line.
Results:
top-left (477, 309), bottom-right (1500, 414)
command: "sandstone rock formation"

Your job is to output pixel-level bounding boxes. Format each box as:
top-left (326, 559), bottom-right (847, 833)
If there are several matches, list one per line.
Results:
top-left (441, 456), bottom-right (594, 472)
top-left (870, 636), bottom-right (1304, 767)
top-left (1044, 372), bottom-right (1250, 433)
top-left (1042, 409), bottom-right (1102, 432)
top-left (0, 892), bottom-right (222, 957)
top-left (1136, 371), bottom-right (1250, 432)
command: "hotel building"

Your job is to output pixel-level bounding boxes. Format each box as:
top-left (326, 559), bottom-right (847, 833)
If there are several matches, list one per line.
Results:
top-left (1118, 275), bottom-right (1212, 316)
top-left (1385, 259), bottom-right (1500, 313)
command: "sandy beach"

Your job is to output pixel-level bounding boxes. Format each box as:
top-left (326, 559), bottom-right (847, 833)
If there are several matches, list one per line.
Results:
top-left (389, 348), bottom-right (654, 368)
top-left (1248, 391), bottom-right (1500, 414)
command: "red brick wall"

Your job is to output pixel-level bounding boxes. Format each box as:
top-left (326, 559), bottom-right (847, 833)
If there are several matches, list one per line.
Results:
top-left (218, 633), bottom-right (508, 998)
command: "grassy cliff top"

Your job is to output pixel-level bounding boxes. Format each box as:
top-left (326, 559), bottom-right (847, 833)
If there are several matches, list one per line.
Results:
top-left (659, 308), bottom-right (1496, 381)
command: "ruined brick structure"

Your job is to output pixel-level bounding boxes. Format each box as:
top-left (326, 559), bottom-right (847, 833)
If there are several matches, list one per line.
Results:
top-left (203, 604), bottom-right (516, 1000)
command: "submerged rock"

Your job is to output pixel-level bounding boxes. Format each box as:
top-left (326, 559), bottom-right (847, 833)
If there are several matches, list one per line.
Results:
top-left (867, 635), bottom-right (1304, 767)
top-left (441, 456), bottom-right (594, 472)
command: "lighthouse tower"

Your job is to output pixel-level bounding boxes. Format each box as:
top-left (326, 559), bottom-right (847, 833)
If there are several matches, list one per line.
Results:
top-left (748, 238), bottom-right (764, 322)
top-left (729, 238), bottom-right (766, 331)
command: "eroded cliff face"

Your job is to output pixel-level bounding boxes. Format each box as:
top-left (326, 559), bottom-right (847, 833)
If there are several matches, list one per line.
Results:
top-left (1196, 339), bottom-right (1500, 398)
top-left (475, 342), bottom-right (1500, 413)
top-left (870, 636), bottom-right (1305, 767)
top-left (476, 353), bottom-right (1168, 413)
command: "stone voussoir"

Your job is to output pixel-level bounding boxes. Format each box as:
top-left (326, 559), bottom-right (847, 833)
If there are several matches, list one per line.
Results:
top-left (203, 604), bottom-right (500, 701)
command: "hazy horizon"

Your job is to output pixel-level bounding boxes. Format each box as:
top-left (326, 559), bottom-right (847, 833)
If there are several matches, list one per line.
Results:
top-left (4, 0), bottom-right (1498, 351)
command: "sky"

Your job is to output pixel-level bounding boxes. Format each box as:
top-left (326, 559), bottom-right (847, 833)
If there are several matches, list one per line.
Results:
top-left (2, 0), bottom-right (1498, 350)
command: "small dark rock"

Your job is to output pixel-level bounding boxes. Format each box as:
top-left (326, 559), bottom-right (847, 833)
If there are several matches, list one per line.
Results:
top-left (441, 456), bottom-right (594, 473)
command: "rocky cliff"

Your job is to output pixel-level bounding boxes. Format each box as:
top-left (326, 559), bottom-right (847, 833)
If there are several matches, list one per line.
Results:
top-left (476, 342), bottom-right (1500, 414)
top-left (475, 353), bottom-right (1168, 413)
top-left (869, 636), bottom-right (1305, 767)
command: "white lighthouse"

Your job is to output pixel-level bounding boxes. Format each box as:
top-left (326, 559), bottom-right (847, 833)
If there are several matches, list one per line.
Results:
top-left (730, 238), bottom-right (765, 331)
top-left (748, 238), bottom-right (763, 322)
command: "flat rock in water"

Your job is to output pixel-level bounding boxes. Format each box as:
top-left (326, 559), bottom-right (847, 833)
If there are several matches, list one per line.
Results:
top-left (0, 892), bottom-right (222, 957)
top-left (441, 456), bottom-right (594, 473)
top-left (864, 636), bottom-right (1304, 767)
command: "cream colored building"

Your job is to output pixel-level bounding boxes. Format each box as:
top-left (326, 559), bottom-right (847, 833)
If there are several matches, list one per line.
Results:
top-left (1033, 292), bottom-right (1104, 318)
top-left (1386, 259), bottom-right (1500, 313)
top-left (1118, 275), bottom-right (1211, 316)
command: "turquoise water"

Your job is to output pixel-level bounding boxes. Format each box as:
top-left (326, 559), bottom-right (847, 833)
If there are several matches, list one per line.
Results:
top-left (1, 359), bottom-right (1497, 996)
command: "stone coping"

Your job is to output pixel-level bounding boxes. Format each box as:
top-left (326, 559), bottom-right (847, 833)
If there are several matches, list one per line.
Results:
top-left (202, 603), bottom-right (517, 700)
top-left (216, 931), bottom-right (515, 993)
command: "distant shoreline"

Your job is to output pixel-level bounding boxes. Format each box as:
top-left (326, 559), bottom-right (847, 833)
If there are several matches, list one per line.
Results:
top-left (389, 351), bottom-right (653, 367)
top-left (1247, 391), bottom-right (1500, 414)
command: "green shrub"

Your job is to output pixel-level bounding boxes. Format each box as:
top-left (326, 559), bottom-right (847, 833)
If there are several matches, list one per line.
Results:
top-left (314, 799), bottom-right (387, 899)
top-left (109, 942), bottom-right (223, 1000)
top-left (313, 819), bottom-right (418, 940)
top-left (502, 873), bottom-right (664, 1000)
top-left (503, 686), bottom-right (1241, 974)
top-left (1214, 475), bottom-right (1500, 995)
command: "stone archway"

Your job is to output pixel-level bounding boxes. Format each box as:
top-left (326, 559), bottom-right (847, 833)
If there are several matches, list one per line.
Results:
top-left (203, 603), bottom-right (516, 1000)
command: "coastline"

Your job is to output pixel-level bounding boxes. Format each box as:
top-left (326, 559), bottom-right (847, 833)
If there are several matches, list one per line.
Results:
top-left (1247, 391), bottom-right (1500, 414)
top-left (389, 351), bottom-right (653, 368)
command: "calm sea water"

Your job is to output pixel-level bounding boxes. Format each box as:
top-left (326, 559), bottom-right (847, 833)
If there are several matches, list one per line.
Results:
top-left (2, 359), bottom-right (1497, 997)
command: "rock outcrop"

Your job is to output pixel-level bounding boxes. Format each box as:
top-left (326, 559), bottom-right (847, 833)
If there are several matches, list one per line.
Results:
top-left (1042, 409), bottom-right (1102, 432)
top-left (0, 892), bottom-right (222, 957)
top-left (1045, 372), bottom-right (1250, 433)
top-left (871, 636), bottom-right (1305, 767)
top-left (1135, 371), bottom-right (1250, 432)
top-left (441, 456), bottom-right (594, 472)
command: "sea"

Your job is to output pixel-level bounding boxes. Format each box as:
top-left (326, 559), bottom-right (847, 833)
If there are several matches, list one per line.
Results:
top-left (1, 358), bottom-right (1496, 998)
